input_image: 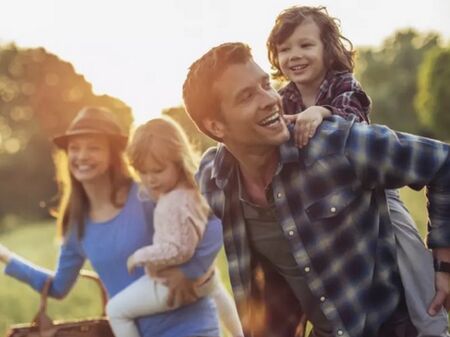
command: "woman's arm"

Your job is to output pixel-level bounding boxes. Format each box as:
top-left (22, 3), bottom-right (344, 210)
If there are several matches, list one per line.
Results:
top-left (179, 215), bottom-right (223, 280)
top-left (1, 231), bottom-right (86, 299)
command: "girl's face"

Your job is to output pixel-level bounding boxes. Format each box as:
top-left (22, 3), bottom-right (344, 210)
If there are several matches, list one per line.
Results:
top-left (138, 159), bottom-right (182, 200)
top-left (276, 18), bottom-right (327, 93)
top-left (67, 134), bottom-right (111, 184)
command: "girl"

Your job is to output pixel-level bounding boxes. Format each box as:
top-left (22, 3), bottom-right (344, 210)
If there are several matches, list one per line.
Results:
top-left (0, 107), bottom-right (221, 337)
top-left (267, 5), bottom-right (448, 336)
top-left (106, 117), bottom-right (243, 337)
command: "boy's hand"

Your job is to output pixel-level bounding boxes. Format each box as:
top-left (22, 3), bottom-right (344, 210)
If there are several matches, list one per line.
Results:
top-left (284, 106), bottom-right (331, 148)
top-left (126, 255), bottom-right (138, 274)
top-left (0, 244), bottom-right (12, 264)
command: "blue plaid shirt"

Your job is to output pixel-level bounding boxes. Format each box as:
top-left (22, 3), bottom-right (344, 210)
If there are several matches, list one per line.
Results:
top-left (197, 116), bottom-right (450, 337)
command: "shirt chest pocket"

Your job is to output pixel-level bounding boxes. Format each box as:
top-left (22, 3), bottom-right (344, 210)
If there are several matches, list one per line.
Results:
top-left (304, 185), bottom-right (359, 222)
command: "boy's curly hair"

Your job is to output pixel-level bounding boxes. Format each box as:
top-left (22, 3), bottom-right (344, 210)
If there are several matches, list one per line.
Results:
top-left (267, 6), bottom-right (355, 81)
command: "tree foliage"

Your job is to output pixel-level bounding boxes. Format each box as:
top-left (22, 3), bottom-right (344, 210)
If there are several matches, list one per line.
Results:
top-left (415, 47), bottom-right (450, 140)
top-left (162, 106), bottom-right (216, 153)
top-left (355, 29), bottom-right (441, 134)
top-left (0, 44), bottom-right (132, 221)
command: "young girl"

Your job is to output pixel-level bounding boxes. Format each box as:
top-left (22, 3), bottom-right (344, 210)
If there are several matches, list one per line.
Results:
top-left (106, 117), bottom-right (243, 337)
top-left (267, 5), bottom-right (448, 336)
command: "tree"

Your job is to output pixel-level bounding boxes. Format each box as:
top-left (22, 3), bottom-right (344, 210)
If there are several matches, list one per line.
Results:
top-left (415, 47), bottom-right (450, 141)
top-left (0, 44), bottom-right (132, 221)
top-left (162, 106), bottom-right (216, 153)
top-left (355, 29), bottom-right (441, 134)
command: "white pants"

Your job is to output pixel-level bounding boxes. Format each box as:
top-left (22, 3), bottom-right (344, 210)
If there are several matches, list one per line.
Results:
top-left (107, 270), bottom-right (243, 337)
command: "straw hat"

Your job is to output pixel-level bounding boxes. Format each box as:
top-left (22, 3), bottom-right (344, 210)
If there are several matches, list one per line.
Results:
top-left (53, 106), bottom-right (128, 149)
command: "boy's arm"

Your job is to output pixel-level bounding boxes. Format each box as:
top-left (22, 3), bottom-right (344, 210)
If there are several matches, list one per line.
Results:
top-left (287, 74), bottom-right (370, 148)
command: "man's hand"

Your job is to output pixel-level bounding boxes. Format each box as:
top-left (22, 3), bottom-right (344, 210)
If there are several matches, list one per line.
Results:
top-left (429, 247), bottom-right (450, 315)
top-left (428, 271), bottom-right (450, 315)
top-left (0, 244), bottom-right (12, 264)
top-left (153, 267), bottom-right (198, 308)
top-left (283, 106), bottom-right (331, 148)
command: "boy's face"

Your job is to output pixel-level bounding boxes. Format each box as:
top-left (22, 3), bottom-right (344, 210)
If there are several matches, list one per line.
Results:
top-left (208, 59), bottom-right (289, 152)
top-left (276, 17), bottom-right (327, 92)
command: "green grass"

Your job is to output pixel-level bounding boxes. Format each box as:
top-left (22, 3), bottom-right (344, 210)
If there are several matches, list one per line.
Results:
top-left (0, 187), bottom-right (428, 336)
top-left (0, 222), bottom-right (105, 336)
top-left (399, 187), bottom-right (427, 237)
top-left (0, 221), bottom-right (233, 336)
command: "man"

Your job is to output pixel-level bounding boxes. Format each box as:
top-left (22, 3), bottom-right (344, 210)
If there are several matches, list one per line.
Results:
top-left (182, 42), bottom-right (450, 337)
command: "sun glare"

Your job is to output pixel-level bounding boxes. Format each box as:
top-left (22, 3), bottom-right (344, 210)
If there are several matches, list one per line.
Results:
top-left (1, 0), bottom-right (449, 127)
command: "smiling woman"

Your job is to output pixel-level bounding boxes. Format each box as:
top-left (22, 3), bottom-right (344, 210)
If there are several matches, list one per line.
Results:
top-left (0, 106), bottom-right (222, 337)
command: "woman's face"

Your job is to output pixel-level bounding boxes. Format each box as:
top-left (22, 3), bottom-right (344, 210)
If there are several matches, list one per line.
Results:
top-left (67, 134), bottom-right (111, 183)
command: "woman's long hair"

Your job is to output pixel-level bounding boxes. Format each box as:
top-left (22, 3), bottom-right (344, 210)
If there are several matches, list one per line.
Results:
top-left (54, 138), bottom-right (132, 240)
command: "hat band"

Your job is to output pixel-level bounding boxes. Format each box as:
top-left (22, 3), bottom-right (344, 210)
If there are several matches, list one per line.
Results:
top-left (69, 117), bottom-right (122, 135)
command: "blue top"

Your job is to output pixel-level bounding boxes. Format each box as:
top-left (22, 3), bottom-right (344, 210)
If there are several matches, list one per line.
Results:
top-left (5, 183), bottom-right (222, 337)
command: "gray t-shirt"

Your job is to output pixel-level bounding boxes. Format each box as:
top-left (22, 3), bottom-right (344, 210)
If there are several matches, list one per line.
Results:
top-left (237, 175), bottom-right (332, 333)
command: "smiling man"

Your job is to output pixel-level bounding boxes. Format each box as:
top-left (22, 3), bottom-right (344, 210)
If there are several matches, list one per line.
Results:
top-left (182, 42), bottom-right (450, 337)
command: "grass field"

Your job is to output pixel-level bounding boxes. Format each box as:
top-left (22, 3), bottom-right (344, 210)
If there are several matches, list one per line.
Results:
top-left (0, 188), bottom-right (427, 336)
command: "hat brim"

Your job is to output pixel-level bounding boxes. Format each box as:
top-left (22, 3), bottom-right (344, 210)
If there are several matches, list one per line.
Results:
top-left (52, 129), bottom-right (128, 149)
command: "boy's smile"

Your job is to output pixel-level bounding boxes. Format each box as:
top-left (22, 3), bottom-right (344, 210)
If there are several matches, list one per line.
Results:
top-left (276, 17), bottom-right (327, 94)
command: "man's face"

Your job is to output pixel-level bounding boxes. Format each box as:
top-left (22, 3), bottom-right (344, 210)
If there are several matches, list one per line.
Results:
top-left (211, 60), bottom-right (290, 152)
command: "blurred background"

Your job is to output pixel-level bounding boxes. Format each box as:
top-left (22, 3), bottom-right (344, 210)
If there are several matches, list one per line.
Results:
top-left (0, 0), bottom-right (449, 335)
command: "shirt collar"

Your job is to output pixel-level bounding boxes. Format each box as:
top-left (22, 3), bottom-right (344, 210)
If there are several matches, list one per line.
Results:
top-left (211, 129), bottom-right (301, 189)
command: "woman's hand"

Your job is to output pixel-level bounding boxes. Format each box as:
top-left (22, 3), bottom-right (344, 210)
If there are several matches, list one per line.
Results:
top-left (284, 106), bottom-right (331, 148)
top-left (0, 244), bottom-right (12, 264)
top-left (154, 266), bottom-right (198, 307)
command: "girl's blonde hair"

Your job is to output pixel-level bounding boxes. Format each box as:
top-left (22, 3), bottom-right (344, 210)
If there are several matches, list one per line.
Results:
top-left (127, 116), bottom-right (209, 212)
top-left (54, 139), bottom-right (132, 240)
top-left (128, 117), bottom-right (199, 187)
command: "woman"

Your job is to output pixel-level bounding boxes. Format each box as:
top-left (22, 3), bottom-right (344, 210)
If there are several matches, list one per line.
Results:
top-left (0, 106), bottom-right (221, 337)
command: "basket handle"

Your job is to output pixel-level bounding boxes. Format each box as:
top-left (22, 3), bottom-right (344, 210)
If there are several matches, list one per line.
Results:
top-left (32, 269), bottom-right (108, 332)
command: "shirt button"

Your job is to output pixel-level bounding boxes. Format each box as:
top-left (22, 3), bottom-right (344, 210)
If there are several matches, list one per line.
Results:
top-left (288, 230), bottom-right (294, 236)
top-left (337, 329), bottom-right (344, 336)
top-left (330, 207), bottom-right (336, 213)
top-left (304, 266), bottom-right (311, 273)
top-left (277, 192), bottom-right (282, 198)
top-left (320, 296), bottom-right (326, 302)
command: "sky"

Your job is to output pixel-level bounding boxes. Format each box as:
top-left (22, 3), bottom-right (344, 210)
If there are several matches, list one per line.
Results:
top-left (1, 0), bottom-right (449, 125)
